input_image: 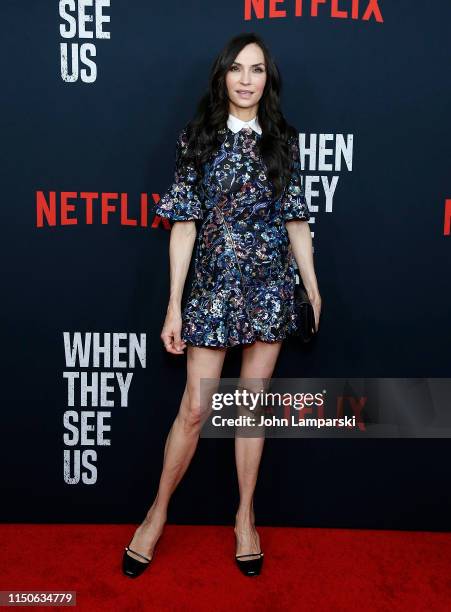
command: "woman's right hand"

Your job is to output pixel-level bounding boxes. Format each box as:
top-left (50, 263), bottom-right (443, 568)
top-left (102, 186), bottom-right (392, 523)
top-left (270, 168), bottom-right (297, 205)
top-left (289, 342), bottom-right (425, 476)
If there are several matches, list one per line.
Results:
top-left (160, 305), bottom-right (187, 355)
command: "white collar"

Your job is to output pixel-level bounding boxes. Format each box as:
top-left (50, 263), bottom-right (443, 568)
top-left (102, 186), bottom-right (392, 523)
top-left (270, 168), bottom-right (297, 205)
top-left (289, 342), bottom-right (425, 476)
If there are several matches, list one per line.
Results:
top-left (227, 113), bottom-right (262, 135)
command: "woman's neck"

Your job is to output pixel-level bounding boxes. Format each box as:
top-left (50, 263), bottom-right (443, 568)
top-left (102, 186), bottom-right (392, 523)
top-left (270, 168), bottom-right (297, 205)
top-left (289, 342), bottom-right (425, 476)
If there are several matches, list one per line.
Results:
top-left (228, 105), bottom-right (259, 122)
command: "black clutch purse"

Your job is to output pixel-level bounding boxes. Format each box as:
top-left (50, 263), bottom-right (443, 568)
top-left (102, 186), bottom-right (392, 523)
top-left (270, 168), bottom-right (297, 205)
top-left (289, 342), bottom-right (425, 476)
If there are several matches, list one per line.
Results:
top-left (292, 282), bottom-right (317, 342)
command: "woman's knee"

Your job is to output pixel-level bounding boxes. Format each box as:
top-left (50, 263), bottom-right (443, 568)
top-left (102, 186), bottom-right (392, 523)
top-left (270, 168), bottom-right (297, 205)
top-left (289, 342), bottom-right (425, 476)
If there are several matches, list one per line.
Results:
top-left (178, 390), bottom-right (203, 430)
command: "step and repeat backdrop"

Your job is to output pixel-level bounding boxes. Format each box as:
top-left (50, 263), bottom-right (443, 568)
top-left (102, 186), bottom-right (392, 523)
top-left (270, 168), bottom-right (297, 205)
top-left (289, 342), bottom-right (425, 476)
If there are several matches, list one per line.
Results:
top-left (2, 1), bottom-right (451, 529)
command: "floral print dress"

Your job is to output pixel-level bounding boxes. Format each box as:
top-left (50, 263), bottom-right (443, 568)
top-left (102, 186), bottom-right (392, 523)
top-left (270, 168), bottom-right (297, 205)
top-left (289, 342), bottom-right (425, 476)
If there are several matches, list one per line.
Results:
top-left (155, 124), bottom-right (311, 348)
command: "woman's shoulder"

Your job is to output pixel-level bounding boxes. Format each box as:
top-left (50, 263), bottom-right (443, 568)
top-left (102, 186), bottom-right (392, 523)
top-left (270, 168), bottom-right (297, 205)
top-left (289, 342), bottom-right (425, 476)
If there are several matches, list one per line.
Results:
top-left (173, 124), bottom-right (193, 160)
top-left (176, 124), bottom-right (189, 145)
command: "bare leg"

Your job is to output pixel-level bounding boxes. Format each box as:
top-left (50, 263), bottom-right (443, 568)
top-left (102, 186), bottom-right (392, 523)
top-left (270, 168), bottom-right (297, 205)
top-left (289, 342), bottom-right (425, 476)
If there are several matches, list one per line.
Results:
top-left (126, 345), bottom-right (227, 562)
top-left (234, 340), bottom-right (283, 560)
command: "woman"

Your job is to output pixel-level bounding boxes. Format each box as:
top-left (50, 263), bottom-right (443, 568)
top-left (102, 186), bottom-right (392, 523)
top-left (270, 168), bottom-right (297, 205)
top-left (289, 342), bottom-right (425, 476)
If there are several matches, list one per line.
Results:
top-left (122, 32), bottom-right (321, 578)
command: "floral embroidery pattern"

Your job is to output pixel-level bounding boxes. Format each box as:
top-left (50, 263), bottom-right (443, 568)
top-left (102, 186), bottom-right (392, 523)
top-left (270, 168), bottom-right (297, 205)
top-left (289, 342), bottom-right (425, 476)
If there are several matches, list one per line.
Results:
top-left (155, 125), bottom-right (311, 347)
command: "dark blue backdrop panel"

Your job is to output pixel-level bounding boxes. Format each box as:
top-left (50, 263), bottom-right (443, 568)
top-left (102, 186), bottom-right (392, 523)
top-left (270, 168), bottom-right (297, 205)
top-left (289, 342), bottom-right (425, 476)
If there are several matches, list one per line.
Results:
top-left (1, 1), bottom-right (450, 528)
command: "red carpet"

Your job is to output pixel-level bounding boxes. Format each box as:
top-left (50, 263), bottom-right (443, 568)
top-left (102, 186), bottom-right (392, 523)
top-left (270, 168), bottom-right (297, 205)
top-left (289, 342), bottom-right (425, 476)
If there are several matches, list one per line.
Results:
top-left (1, 524), bottom-right (450, 611)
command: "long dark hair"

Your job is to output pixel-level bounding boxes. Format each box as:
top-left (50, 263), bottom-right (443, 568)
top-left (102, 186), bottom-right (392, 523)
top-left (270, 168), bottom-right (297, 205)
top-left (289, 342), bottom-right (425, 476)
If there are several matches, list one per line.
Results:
top-left (183, 32), bottom-right (298, 200)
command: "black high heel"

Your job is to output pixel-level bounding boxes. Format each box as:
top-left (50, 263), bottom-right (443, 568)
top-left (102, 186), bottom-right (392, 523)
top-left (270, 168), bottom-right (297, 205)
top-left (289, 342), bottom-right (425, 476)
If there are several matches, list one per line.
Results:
top-left (122, 539), bottom-right (158, 578)
top-left (235, 535), bottom-right (264, 577)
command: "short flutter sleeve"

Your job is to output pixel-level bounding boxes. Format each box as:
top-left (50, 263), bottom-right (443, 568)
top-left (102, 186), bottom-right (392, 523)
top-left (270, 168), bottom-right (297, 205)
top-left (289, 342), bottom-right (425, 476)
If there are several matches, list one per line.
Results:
top-left (155, 128), bottom-right (203, 221)
top-left (281, 134), bottom-right (310, 222)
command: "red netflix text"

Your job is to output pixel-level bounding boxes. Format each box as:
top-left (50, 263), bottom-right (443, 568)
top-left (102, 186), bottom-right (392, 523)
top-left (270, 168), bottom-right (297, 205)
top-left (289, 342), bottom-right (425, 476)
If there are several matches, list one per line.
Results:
top-left (244, 0), bottom-right (383, 22)
top-left (35, 191), bottom-right (171, 229)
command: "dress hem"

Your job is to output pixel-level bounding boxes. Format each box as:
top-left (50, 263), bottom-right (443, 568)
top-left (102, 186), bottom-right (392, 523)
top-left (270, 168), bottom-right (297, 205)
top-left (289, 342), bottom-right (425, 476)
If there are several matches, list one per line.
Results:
top-left (182, 330), bottom-right (295, 349)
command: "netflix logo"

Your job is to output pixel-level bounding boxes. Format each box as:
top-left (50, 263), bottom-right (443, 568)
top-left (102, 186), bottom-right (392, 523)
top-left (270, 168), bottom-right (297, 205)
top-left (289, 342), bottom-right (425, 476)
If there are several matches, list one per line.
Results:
top-left (35, 191), bottom-right (170, 229)
top-left (244, 0), bottom-right (384, 22)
